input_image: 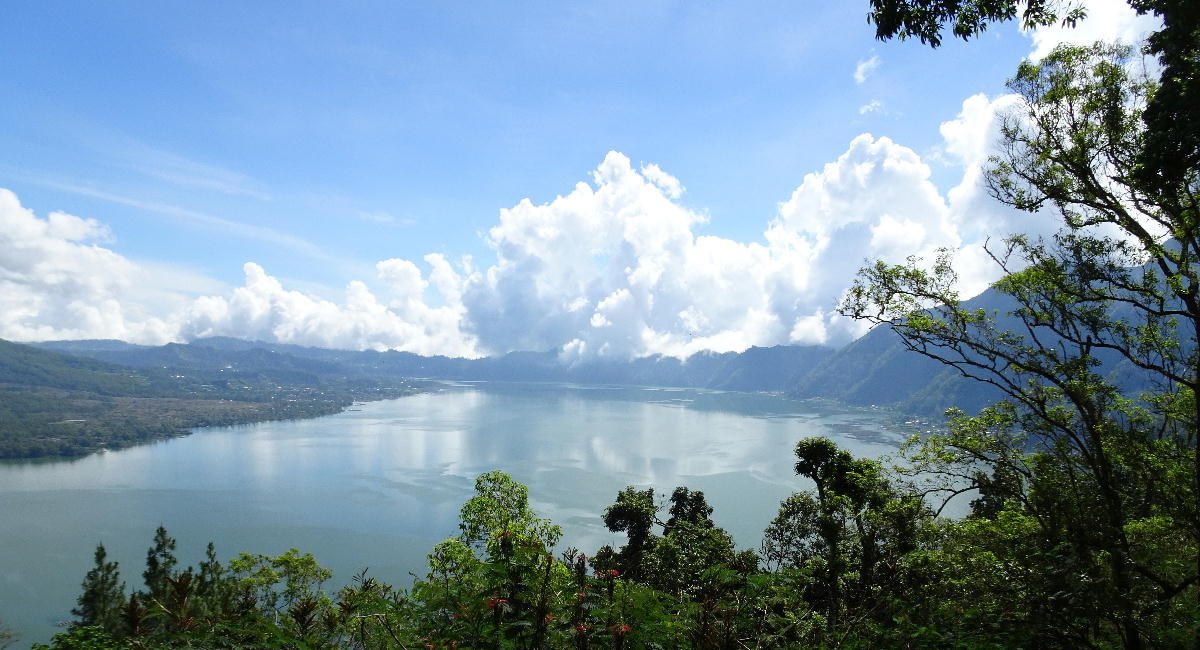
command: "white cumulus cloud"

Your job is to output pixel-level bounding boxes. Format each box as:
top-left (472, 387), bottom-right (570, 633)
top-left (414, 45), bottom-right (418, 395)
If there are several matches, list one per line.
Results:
top-left (767, 133), bottom-right (966, 343)
top-left (0, 189), bottom-right (481, 355)
top-left (457, 133), bottom-right (1018, 357)
top-left (177, 259), bottom-right (479, 357)
top-left (0, 188), bottom-right (176, 344)
top-left (460, 150), bottom-right (755, 359)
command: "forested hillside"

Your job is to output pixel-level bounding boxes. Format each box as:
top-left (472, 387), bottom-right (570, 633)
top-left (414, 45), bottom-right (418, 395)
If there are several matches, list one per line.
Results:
top-left (0, 340), bottom-right (415, 458)
top-left (39, 337), bottom-right (840, 395)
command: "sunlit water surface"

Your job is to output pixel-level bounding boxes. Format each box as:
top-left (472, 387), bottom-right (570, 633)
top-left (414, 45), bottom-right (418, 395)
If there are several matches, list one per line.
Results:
top-left (0, 382), bottom-right (911, 645)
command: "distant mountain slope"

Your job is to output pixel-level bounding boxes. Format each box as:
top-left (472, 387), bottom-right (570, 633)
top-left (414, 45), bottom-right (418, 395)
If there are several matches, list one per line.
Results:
top-left (33, 338), bottom-right (149, 354)
top-left (706, 345), bottom-right (836, 391)
top-left (2, 340), bottom-right (415, 458)
top-left (43, 338), bottom-right (837, 393)
top-left (0, 338), bottom-right (157, 396)
top-left (37, 340), bottom-right (344, 386)
top-left (29, 278), bottom-right (1172, 432)
top-left (792, 323), bottom-right (1004, 416)
top-left (793, 285), bottom-right (1167, 417)
top-left (225, 339), bottom-right (839, 392)
top-left (790, 289), bottom-right (1024, 415)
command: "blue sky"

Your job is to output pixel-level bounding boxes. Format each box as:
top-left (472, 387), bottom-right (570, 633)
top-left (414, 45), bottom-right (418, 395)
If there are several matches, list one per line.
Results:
top-left (0, 1), bottom-right (1158, 357)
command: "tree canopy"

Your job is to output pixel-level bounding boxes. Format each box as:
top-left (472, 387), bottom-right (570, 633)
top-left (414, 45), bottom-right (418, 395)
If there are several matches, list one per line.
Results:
top-left (844, 9), bottom-right (1200, 645)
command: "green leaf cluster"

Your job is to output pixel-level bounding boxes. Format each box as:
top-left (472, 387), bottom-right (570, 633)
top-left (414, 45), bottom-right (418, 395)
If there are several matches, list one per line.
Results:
top-left (843, 10), bottom-right (1200, 646)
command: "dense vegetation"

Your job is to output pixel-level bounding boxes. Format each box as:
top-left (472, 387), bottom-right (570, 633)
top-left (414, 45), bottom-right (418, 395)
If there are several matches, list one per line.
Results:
top-left (29, 437), bottom-right (1197, 648)
top-left (850, 2), bottom-right (1200, 646)
top-left (0, 340), bottom-right (415, 459)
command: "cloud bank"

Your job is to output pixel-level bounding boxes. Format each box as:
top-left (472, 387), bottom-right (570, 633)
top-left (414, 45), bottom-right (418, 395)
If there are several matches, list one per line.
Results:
top-left (0, 91), bottom-right (1033, 359)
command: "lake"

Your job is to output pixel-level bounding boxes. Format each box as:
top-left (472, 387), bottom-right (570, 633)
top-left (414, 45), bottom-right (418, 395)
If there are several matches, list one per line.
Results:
top-left (0, 382), bottom-right (911, 645)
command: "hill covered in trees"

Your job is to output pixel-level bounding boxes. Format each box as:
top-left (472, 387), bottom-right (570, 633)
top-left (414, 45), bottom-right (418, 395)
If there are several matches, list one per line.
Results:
top-left (0, 339), bottom-right (416, 458)
top-left (34, 336), bottom-right (840, 395)
top-left (32, 328), bottom-right (1002, 414)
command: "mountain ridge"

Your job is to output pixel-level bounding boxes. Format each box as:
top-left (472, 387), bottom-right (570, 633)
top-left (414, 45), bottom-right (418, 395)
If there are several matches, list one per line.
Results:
top-left (12, 281), bottom-right (1167, 459)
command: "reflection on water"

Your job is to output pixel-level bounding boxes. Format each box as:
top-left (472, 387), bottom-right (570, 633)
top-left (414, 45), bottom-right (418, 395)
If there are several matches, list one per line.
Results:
top-left (0, 382), bottom-right (909, 645)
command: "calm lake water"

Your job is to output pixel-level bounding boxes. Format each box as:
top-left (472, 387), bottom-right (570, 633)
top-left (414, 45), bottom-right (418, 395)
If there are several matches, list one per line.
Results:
top-left (0, 382), bottom-right (910, 645)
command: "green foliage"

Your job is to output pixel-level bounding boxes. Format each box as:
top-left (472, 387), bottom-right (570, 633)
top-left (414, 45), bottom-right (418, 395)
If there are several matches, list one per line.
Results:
top-left (31, 626), bottom-right (137, 650)
top-left (72, 545), bottom-right (125, 633)
top-left (663, 487), bottom-right (714, 534)
top-left (762, 492), bottom-right (822, 570)
top-left (408, 471), bottom-right (580, 648)
top-left (140, 526), bottom-right (177, 605)
top-left (228, 548), bottom-right (333, 616)
top-left (1135, 0), bottom-right (1200, 195)
top-left (55, 528), bottom-right (347, 649)
top-left (767, 437), bottom-right (932, 644)
top-left (645, 520), bottom-right (735, 598)
top-left (46, 442), bottom-right (1196, 649)
top-left (866, 0), bottom-right (1083, 46)
top-left (602, 486), bottom-right (659, 580)
top-left (844, 11), bottom-right (1200, 646)
top-left (460, 469), bottom-right (563, 553)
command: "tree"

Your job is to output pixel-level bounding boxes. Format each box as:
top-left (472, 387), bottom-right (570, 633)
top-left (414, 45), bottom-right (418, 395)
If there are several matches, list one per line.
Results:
top-left (663, 487), bottom-right (714, 535)
top-left (761, 492), bottom-right (822, 571)
top-left (602, 486), bottom-right (659, 580)
top-left (228, 548), bottom-right (332, 618)
top-left (31, 626), bottom-right (134, 650)
top-left (772, 438), bottom-right (929, 641)
top-left (644, 518), bottom-right (735, 597)
top-left (841, 39), bottom-right (1199, 648)
top-left (72, 544), bottom-right (125, 633)
top-left (417, 470), bottom-right (564, 649)
top-left (140, 526), bottom-right (177, 606)
top-left (789, 437), bottom-right (852, 629)
top-left (193, 542), bottom-right (234, 622)
top-left (459, 470), bottom-right (561, 552)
